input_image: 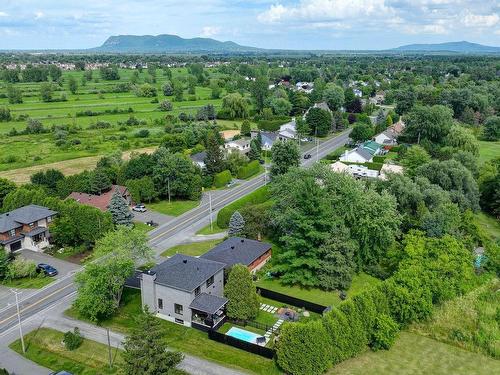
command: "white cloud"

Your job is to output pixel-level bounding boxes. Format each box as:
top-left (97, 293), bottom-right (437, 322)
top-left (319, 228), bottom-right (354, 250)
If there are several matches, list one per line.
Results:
top-left (201, 26), bottom-right (221, 37)
top-left (463, 12), bottom-right (499, 28)
top-left (34, 11), bottom-right (44, 19)
top-left (0, 11), bottom-right (8, 17)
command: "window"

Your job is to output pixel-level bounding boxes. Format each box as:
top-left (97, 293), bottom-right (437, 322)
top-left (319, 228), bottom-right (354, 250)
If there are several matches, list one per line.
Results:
top-left (158, 298), bottom-right (163, 310)
top-left (175, 318), bottom-right (184, 324)
top-left (195, 286), bottom-right (201, 296)
top-left (206, 275), bottom-right (214, 287)
top-left (8, 229), bottom-right (15, 237)
top-left (29, 222), bottom-right (34, 228)
top-left (174, 304), bottom-right (183, 315)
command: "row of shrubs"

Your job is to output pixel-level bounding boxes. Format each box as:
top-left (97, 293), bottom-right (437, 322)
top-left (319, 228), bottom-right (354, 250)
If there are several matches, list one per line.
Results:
top-left (75, 107), bottom-right (133, 117)
top-left (237, 160), bottom-right (260, 179)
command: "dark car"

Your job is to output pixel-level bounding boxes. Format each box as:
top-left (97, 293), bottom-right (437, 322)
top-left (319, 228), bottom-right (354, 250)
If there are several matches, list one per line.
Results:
top-left (303, 153), bottom-right (312, 159)
top-left (50, 372), bottom-right (73, 375)
top-left (36, 263), bottom-right (58, 277)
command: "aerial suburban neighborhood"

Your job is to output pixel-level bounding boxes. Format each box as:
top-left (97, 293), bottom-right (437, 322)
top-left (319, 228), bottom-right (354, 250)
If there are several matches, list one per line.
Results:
top-left (0, 2), bottom-right (499, 375)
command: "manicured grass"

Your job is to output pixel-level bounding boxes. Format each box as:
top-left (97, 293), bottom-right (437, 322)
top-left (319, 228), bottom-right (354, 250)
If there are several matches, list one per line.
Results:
top-left (0, 276), bottom-right (53, 289)
top-left (195, 222), bottom-right (225, 235)
top-left (132, 221), bottom-right (152, 234)
top-left (478, 140), bottom-right (500, 164)
top-left (161, 239), bottom-right (222, 257)
top-left (256, 272), bottom-right (381, 307)
top-left (329, 332), bottom-right (500, 375)
top-left (476, 212), bottom-right (500, 242)
top-left (65, 288), bottom-right (280, 375)
top-left (9, 327), bottom-right (123, 374)
top-left (148, 199), bottom-right (199, 216)
top-left (254, 310), bottom-right (279, 327)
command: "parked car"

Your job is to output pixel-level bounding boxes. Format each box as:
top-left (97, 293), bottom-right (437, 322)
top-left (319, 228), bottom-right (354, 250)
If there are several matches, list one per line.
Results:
top-left (132, 204), bottom-right (147, 212)
top-left (36, 263), bottom-right (58, 277)
top-left (50, 372), bottom-right (73, 375)
top-left (303, 153), bottom-right (312, 159)
top-left (146, 220), bottom-right (159, 227)
top-left (227, 180), bottom-right (236, 188)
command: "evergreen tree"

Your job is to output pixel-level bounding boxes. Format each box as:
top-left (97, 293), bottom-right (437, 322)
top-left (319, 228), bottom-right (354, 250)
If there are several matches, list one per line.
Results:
top-left (248, 138), bottom-right (261, 161)
top-left (108, 190), bottom-right (133, 227)
top-left (225, 264), bottom-right (260, 320)
top-left (89, 168), bottom-right (111, 194)
top-left (204, 131), bottom-right (225, 176)
top-left (228, 211), bottom-right (245, 237)
top-left (123, 308), bottom-right (184, 375)
top-left (240, 120), bottom-right (251, 136)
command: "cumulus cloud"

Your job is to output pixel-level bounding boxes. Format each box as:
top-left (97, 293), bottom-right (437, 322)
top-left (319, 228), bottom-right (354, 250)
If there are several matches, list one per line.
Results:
top-left (463, 12), bottom-right (499, 28)
top-left (201, 26), bottom-right (221, 37)
top-left (0, 12), bottom-right (8, 17)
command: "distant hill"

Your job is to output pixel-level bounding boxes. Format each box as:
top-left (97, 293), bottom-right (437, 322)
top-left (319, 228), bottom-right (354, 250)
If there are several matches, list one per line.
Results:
top-left (393, 41), bottom-right (500, 53)
top-left (93, 34), bottom-right (261, 53)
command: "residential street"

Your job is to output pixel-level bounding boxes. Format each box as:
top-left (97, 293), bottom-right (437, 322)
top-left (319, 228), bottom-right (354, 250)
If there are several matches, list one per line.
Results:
top-left (0, 128), bottom-right (351, 374)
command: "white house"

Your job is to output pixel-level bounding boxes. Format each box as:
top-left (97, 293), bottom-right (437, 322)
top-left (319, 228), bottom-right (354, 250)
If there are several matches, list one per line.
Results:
top-left (340, 141), bottom-right (382, 163)
top-left (224, 139), bottom-right (251, 155)
top-left (348, 165), bottom-right (379, 179)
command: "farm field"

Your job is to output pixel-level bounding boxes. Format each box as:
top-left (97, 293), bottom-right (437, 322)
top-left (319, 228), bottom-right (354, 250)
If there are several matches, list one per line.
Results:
top-left (0, 67), bottom-right (247, 173)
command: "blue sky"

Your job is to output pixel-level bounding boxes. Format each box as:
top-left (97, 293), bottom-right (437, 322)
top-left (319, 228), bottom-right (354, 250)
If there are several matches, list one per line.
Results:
top-left (0, 1), bottom-right (499, 50)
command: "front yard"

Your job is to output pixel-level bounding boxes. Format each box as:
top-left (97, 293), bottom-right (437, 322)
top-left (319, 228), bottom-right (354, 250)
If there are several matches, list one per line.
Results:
top-left (65, 288), bottom-right (281, 375)
top-left (148, 199), bottom-right (200, 216)
top-left (160, 239), bottom-right (223, 257)
top-left (0, 275), bottom-right (53, 289)
top-left (9, 327), bottom-right (123, 374)
top-left (255, 272), bottom-right (381, 307)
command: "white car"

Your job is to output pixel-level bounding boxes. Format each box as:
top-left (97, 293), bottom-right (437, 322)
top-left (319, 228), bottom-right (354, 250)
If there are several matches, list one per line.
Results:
top-left (132, 204), bottom-right (147, 212)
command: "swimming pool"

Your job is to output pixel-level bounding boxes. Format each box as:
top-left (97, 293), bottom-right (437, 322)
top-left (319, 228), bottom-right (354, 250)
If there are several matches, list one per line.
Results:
top-left (226, 327), bottom-right (262, 344)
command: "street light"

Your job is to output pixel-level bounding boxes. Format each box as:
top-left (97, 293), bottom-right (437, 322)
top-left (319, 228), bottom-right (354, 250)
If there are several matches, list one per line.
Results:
top-left (208, 191), bottom-right (213, 231)
top-left (11, 289), bottom-right (25, 353)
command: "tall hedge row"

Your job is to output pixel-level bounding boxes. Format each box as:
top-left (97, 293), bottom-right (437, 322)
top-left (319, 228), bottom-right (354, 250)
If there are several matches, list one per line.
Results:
top-left (217, 185), bottom-right (270, 228)
top-left (213, 170), bottom-right (232, 188)
top-left (237, 160), bottom-right (261, 179)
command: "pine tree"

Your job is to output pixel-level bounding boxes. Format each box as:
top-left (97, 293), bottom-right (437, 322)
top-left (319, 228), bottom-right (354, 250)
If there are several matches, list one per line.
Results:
top-left (241, 120), bottom-right (251, 136)
top-left (228, 211), bottom-right (245, 236)
top-left (123, 308), bottom-right (184, 375)
top-left (224, 264), bottom-right (260, 320)
top-left (204, 131), bottom-right (225, 176)
top-left (248, 139), bottom-right (261, 161)
top-left (108, 190), bottom-right (133, 227)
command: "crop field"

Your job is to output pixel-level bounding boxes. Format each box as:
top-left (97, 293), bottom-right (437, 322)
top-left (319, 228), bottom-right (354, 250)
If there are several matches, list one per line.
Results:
top-left (0, 67), bottom-right (244, 174)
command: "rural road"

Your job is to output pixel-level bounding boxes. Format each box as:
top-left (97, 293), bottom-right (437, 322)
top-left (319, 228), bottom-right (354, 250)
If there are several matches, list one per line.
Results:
top-left (0, 129), bottom-right (351, 373)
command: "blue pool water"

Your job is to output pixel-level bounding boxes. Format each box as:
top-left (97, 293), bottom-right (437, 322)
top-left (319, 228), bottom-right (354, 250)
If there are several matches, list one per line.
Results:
top-left (226, 327), bottom-right (261, 343)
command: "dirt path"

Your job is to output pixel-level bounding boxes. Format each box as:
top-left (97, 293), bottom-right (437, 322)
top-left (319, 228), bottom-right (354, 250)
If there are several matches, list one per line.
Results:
top-left (0, 146), bottom-right (157, 184)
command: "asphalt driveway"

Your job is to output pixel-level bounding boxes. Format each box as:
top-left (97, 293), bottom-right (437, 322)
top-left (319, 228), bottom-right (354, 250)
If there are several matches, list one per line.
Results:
top-left (19, 249), bottom-right (81, 279)
top-left (133, 210), bottom-right (173, 225)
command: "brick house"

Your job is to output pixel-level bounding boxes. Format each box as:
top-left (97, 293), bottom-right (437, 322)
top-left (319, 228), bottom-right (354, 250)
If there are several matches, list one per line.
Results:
top-left (67, 185), bottom-right (131, 211)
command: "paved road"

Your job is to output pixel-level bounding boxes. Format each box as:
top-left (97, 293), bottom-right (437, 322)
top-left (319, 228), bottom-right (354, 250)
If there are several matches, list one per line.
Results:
top-left (0, 129), bottom-right (350, 373)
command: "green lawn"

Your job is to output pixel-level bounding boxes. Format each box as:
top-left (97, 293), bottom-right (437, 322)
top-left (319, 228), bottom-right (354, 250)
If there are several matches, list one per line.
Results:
top-left (132, 221), bottom-right (152, 234)
top-left (0, 275), bottom-right (53, 289)
top-left (148, 199), bottom-right (199, 216)
top-left (478, 140), bottom-right (500, 164)
top-left (330, 332), bottom-right (500, 375)
top-left (256, 273), bottom-right (381, 307)
top-left (195, 222), bottom-right (226, 235)
top-left (65, 288), bottom-right (280, 375)
top-left (476, 212), bottom-right (500, 242)
top-left (161, 239), bottom-right (222, 257)
top-left (9, 327), bottom-right (123, 374)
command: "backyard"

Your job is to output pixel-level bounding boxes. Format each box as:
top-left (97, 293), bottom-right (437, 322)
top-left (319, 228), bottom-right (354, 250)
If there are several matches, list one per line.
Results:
top-left (65, 288), bottom-right (281, 375)
top-left (255, 272), bottom-right (381, 307)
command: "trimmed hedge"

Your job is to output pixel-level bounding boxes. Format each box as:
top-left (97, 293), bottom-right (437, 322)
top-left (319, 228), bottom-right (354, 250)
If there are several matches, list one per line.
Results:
top-left (237, 160), bottom-right (261, 179)
top-left (373, 156), bottom-right (386, 163)
top-left (217, 185), bottom-right (270, 228)
top-left (256, 116), bottom-right (291, 132)
top-left (213, 170), bottom-right (232, 188)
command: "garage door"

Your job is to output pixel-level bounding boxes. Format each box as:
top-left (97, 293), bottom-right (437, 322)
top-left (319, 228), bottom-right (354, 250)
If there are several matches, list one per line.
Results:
top-left (10, 241), bottom-right (22, 252)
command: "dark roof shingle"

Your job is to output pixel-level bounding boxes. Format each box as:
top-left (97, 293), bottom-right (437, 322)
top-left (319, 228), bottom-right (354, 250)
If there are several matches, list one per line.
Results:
top-left (200, 237), bottom-right (271, 269)
top-left (189, 293), bottom-right (228, 314)
top-left (0, 205), bottom-right (57, 233)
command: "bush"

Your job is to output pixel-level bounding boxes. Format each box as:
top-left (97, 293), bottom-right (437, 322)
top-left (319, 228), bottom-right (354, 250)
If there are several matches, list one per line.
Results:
top-left (370, 314), bottom-right (399, 350)
top-left (5, 257), bottom-right (37, 280)
top-left (237, 160), bottom-right (260, 179)
top-left (217, 185), bottom-right (270, 228)
top-left (63, 327), bottom-right (83, 350)
top-left (213, 170), bottom-right (232, 188)
top-left (158, 100), bottom-right (173, 112)
top-left (276, 320), bottom-right (331, 375)
top-left (373, 155), bottom-right (386, 163)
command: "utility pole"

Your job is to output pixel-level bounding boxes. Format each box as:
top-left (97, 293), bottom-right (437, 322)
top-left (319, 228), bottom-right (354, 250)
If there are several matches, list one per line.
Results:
top-left (12, 289), bottom-right (25, 353)
top-left (106, 328), bottom-right (112, 369)
top-left (209, 191), bottom-right (213, 231)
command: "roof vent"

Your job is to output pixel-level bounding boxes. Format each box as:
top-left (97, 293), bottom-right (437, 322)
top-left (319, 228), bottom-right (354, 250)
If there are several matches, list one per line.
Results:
top-left (5, 213), bottom-right (9, 216)
top-left (240, 239), bottom-right (244, 243)
top-left (183, 259), bottom-right (187, 264)
top-left (230, 246), bottom-right (235, 250)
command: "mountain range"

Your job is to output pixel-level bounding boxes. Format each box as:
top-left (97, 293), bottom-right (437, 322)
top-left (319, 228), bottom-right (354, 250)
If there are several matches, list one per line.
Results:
top-left (90, 35), bottom-right (500, 54)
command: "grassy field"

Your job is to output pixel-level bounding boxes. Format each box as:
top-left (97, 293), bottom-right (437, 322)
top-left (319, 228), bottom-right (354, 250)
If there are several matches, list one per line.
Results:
top-left (161, 239), bottom-right (222, 257)
top-left (9, 327), bottom-right (123, 374)
top-left (0, 275), bottom-right (53, 289)
top-left (478, 140), bottom-right (500, 163)
top-left (65, 288), bottom-right (281, 375)
top-left (330, 331), bottom-right (500, 375)
top-left (410, 278), bottom-right (499, 359)
top-left (0, 68), bottom-right (249, 174)
top-left (195, 222), bottom-right (226, 235)
top-left (148, 199), bottom-right (200, 216)
top-left (476, 212), bottom-right (500, 242)
top-left (255, 272), bottom-right (381, 307)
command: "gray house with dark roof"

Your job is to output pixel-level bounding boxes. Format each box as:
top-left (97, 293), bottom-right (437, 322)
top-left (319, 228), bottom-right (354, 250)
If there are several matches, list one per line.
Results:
top-left (0, 205), bottom-right (57, 253)
top-left (201, 237), bottom-right (272, 273)
top-left (141, 254), bottom-right (227, 328)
